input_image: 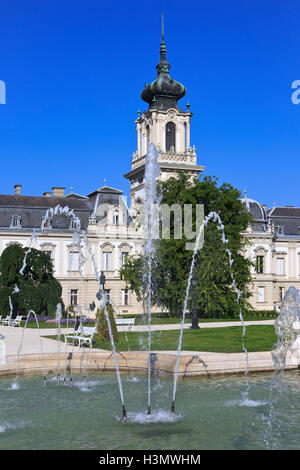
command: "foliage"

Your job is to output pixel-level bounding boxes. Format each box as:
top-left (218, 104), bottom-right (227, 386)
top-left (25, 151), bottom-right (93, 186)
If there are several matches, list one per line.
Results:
top-left (121, 173), bottom-right (253, 318)
top-left (68, 304), bottom-right (76, 315)
top-left (95, 303), bottom-right (119, 342)
top-left (0, 244), bottom-right (64, 317)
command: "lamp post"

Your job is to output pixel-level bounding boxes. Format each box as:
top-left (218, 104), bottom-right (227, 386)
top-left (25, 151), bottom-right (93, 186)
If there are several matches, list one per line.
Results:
top-left (190, 274), bottom-right (200, 329)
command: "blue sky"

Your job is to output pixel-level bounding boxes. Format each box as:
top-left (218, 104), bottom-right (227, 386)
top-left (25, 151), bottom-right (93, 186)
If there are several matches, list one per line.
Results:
top-left (0, 0), bottom-right (299, 208)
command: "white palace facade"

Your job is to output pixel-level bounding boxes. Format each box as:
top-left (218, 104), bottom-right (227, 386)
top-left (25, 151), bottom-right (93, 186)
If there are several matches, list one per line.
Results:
top-left (0, 30), bottom-right (300, 315)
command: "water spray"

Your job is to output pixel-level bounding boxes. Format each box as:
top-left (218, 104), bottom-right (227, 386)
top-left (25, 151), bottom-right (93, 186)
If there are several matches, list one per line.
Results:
top-left (122, 405), bottom-right (127, 422)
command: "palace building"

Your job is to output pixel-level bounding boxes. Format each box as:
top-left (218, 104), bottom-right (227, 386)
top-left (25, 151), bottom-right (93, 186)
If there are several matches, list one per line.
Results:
top-left (0, 25), bottom-right (299, 315)
top-left (241, 196), bottom-right (300, 311)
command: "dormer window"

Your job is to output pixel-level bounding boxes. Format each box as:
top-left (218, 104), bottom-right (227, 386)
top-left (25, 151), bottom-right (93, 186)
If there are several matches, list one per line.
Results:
top-left (69, 217), bottom-right (81, 231)
top-left (10, 216), bottom-right (21, 228)
top-left (42, 218), bottom-right (52, 230)
top-left (113, 210), bottom-right (119, 225)
top-left (275, 225), bottom-right (284, 235)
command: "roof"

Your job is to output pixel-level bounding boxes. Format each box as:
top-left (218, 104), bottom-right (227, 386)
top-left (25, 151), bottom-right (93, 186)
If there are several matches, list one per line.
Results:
top-left (267, 206), bottom-right (300, 217)
top-left (0, 195), bottom-right (92, 231)
top-left (64, 192), bottom-right (89, 200)
top-left (267, 206), bottom-right (300, 236)
top-left (0, 194), bottom-right (92, 210)
top-left (241, 195), bottom-right (267, 222)
top-left (87, 186), bottom-right (123, 198)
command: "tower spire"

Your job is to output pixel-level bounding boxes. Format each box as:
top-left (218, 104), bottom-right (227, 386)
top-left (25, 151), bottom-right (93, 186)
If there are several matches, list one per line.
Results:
top-left (140, 13), bottom-right (186, 110)
top-left (159, 12), bottom-right (167, 63)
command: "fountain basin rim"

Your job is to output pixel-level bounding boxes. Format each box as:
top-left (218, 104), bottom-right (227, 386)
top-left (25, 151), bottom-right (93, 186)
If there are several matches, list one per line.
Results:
top-left (0, 350), bottom-right (299, 378)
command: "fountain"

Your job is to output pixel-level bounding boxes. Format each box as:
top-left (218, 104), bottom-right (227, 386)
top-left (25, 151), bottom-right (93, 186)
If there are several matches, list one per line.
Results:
top-left (2, 145), bottom-right (300, 448)
top-left (143, 142), bottom-right (161, 415)
top-left (0, 334), bottom-right (5, 366)
top-left (171, 210), bottom-right (249, 415)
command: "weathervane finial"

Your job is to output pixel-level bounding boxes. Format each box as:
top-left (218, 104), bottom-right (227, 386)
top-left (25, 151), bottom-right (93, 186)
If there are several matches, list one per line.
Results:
top-left (159, 12), bottom-right (167, 62)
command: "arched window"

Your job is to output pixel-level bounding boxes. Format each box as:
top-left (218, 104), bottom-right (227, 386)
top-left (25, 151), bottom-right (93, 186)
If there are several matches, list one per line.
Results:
top-left (166, 122), bottom-right (176, 153)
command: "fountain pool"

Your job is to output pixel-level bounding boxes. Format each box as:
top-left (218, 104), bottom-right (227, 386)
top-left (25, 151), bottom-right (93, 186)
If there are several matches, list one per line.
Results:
top-left (1, 371), bottom-right (300, 450)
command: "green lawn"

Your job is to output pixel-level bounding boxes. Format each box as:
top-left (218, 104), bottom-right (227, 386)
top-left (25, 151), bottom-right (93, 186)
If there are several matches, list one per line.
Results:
top-left (60, 325), bottom-right (277, 353)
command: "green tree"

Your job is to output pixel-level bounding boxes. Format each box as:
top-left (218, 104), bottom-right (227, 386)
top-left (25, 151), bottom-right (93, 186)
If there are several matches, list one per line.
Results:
top-left (95, 303), bottom-right (119, 342)
top-left (0, 244), bottom-right (64, 317)
top-left (121, 173), bottom-right (253, 318)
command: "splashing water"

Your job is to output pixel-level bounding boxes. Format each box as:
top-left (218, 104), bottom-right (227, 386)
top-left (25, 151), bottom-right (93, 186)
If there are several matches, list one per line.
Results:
top-left (143, 142), bottom-right (161, 414)
top-left (16, 309), bottom-right (47, 386)
top-left (172, 211), bottom-right (249, 408)
top-left (55, 303), bottom-right (62, 384)
top-left (272, 287), bottom-right (300, 371)
top-left (265, 286), bottom-right (300, 449)
top-left (121, 409), bottom-right (182, 424)
top-left (9, 204), bottom-right (126, 413)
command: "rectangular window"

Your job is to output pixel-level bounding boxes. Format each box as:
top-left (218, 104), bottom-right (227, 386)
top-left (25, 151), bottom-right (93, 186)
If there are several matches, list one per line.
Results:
top-left (279, 286), bottom-right (285, 302)
top-left (121, 252), bottom-right (128, 267)
top-left (103, 252), bottom-right (111, 271)
top-left (69, 251), bottom-right (79, 271)
top-left (121, 289), bottom-right (129, 306)
top-left (256, 256), bottom-right (264, 274)
top-left (258, 286), bottom-right (265, 303)
top-left (70, 289), bottom-right (78, 306)
top-left (113, 211), bottom-right (119, 225)
top-left (277, 258), bottom-right (284, 275)
top-left (105, 289), bottom-right (111, 301)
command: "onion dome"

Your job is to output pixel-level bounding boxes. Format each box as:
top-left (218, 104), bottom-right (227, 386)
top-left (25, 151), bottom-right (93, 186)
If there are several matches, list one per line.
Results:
top-left (141, 15), bottom-right (186, 111)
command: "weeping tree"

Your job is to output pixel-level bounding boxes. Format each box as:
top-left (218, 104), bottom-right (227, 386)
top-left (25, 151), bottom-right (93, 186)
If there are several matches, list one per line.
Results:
top-left (0, 244), bottom-right (64, 317)
top-left (121, 173), bottom-right (253, 318)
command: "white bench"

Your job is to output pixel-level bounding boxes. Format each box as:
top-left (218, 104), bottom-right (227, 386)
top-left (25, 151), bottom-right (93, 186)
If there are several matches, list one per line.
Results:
top-left (115, 318), bottom-right (135, 331)
top-left (11, 315), bottom-right (23, 327)
top-left (64, 326), bottom-right (95, 348)
top-left (1, 316), bottom-right (12, 326)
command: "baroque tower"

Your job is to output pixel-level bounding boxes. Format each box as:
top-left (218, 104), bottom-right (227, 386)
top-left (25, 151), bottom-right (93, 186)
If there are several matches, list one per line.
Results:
top-left (124, 15), bottom-right (205, 207)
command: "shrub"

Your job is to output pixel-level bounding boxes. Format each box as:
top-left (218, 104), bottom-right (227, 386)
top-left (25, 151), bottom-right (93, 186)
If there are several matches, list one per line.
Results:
top-left (95, 303), bottom-right (119, 342)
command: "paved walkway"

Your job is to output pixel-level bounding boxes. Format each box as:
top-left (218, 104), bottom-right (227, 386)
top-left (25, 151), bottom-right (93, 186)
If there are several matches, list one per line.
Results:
top-left (0, 320), bottom-right (275, 357)
top-left (116, 319), bottom-right (275, 333)
top-left (0, 325), bottom-right (74, 357)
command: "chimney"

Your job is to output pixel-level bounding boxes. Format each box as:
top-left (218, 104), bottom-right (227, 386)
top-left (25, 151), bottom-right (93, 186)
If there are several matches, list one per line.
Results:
top-left (52, 187), bottom-right (65, 198)
top-left (14, 184), bottom-right (22, 196)
top-left (43, 191), bottom-right (52, 197)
